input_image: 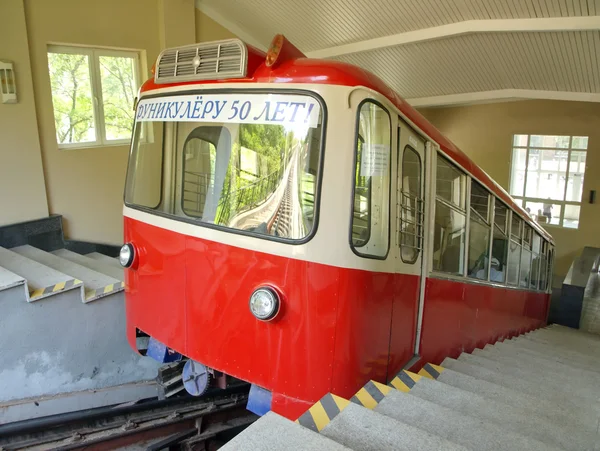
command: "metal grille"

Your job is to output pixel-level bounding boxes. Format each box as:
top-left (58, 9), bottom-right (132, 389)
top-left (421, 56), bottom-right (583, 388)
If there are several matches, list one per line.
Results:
top-left (398, 190), bottom-right (424, 263)
top-left (155, 39), bottom-right (248, 84)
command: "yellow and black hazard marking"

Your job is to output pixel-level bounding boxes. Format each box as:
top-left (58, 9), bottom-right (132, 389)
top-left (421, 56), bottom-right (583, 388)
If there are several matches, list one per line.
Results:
top-left (86, 281), bottom-right (126, 301)
top-left (350, 380), bottom-right (392, 409)
top-left (296, 393), bottom-right (350, 432)
top-left (30, 278), bottom-right (83, 300)
top-left (389, 370), bottom-right (422, 392)
top-left (418, 363), bottom-right (445, 380)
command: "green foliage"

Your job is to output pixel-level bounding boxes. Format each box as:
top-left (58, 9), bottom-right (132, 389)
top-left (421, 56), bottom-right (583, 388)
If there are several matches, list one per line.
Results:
top-left (48, 53), bottom-right (95, 144)
top-left (100, 56), bottom-right (135, 140)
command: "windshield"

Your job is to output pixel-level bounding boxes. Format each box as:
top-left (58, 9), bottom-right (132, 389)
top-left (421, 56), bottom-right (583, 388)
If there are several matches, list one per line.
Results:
top-left (125, 92), bottom-right (324, 241)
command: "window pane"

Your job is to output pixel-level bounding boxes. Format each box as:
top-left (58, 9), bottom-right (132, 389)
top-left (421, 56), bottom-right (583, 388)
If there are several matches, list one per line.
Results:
top-left (99, 55), bottom-right (137, 140)
top-left (510, 148), bottom-right (526, 196)
top-left (520, 248), bottom-right (531, 288)
top-left (433, 200), bottom-right (466, 275)
top-left (48, 52), bottom-right (96, 144)
top-left (525, 200), bottom-right (561, 226)
top-left (494, 200), bottom-right (508, 233)
top-left (470, 180), bottom-right (489, 222)
top-left (532, 233), bottom-right (541, 254)
top-left (529, 135), bottom-right (570, 148)
top-left (569, 150), bottom-right (586, 173)
top-left (507, 240), bottom-right (520, 285)
top-left (436, 157), bottom-right (465, 209)
top-left (400, 147), bottom-right (422, 264)
top-left (531, 253), bottom-right (540, 290)
top-left (124, 123), bottom-right (163, 208)
top-left (511, 214), bottom-right (521, 240)
top-left (182, 138), bottom-right (216, 217)
top-left (563, 204), bottom-right (581, 229)
top-left (491, 227), bottom-right (508, 283)
top-left (523, 224), bottom-right (532, 249)
top-left (467, 214), bottom-right (491, 280)
top-left (352, 102), bottom-right (391, 256)
top-left (539, 255), bottom-right (547, 290)
top-left (572, 136), bottom-right (589, 149)
top-left (513, 134), bottom-right (528, 146)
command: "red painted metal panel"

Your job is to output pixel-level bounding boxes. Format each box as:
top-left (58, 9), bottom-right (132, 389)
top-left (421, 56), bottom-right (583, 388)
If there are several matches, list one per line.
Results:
top-left (418, 277), bottom-right (549, 367)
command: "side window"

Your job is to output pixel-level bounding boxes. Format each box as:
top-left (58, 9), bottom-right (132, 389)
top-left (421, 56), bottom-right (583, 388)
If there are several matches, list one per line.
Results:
top-left (400, 146), bottom-right (422, 263)
top-left (468, 180), bottom-right (491, 280)
top-left (432, 155), bottom-right (467, 274)
top-left (520, 225), bottom-right (532, 288)
top-left (491, 200), bottom-right (508, 283)
top-left (531, 233), bottom-right (542, 289)
top-left (351, 101), bottom-right (391, 258)
top-left (507, 212), bottom-right (522, 286)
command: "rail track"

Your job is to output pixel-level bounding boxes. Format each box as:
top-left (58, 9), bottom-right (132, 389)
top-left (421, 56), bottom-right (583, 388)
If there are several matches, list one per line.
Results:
top-left (0, 384), bottom-right (254, 451)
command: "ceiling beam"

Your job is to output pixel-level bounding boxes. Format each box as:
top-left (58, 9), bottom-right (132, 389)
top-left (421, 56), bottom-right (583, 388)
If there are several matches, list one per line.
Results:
top-left (307, 16), bottom-right (600, 58)
top-left (406, 89), bottom-right (600, 108)
top-left (195, 0), bottom-right (268, 50)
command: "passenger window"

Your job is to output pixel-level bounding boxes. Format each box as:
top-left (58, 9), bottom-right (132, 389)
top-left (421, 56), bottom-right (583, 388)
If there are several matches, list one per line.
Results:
top-left (539, 241), bottom-right (548, 291)
top-left (468, 181), bottom-right (491, 280)
top-left (507, 212), bottom-right (522, 285)
top-left (351, 101), bottom-right (391, 258)
top-left (530, 233), bottom-right (542, 289)
top-left (490, 200), bottom-right (509, 283)
top-left (432, 155), bottom-right (466, 275)
top-left (400, 146), bottom-right (422, 263)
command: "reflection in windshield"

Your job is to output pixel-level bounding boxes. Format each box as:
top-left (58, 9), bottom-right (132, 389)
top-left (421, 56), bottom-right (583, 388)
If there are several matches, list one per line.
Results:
top-left (181, 122), bottom-right (320, 239)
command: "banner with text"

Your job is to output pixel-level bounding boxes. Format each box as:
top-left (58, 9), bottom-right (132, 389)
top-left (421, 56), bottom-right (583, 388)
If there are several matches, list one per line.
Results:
top-left (136, 94), bottom-right (321, 128)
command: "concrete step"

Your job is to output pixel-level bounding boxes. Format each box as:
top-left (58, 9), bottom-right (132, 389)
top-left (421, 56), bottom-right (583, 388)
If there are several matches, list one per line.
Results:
top-left (474, 345), bottom-right (600, 385)
top-left (0, 265), bottom-right (25, 291)
top-left (456, 350), bottom-right (599, 401)
top-left (0, 246), bottom-right (81, 302)
top-left (86, 252), bottom-right (122, 270)
top-left (321, 401), bottom-right (467, 451)
top-left (220, 411), bottom-right (352, 451)
top-left (489, 340), bottom-right (600, 374)
top-left (374, 388), bottom-right (555, 451)
top-left (503, 336), bottom-right (600, 372)
top-left (523, 330), bottom-right (600, 357)
top-left (11, 245), bottom-right (123, 303)
top-left (407, 374), bottom-right (598, 450)
top-left (428, 362), bottom-right (600, 433)
top-left (53, 249), bottom-right (124, 281)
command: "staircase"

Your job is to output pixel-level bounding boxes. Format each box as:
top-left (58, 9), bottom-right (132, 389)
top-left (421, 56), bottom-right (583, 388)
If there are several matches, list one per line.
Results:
top-left (0, 245), bottom-right (123, 303)
top-left (223, 325), bottom-right (600, 451)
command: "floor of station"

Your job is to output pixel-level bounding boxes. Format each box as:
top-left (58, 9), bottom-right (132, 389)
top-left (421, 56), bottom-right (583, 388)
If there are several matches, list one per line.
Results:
top-left (223, 324), bottom-right (600, 450)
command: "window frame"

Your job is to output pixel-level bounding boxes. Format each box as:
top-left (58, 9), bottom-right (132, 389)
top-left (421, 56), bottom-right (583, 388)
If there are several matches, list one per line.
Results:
top-left (509, 134), bottom-right (588, 229)
top-left (349, 99), bottom-right (392, 260)
top-left (48, 44), bottom-right (142, 150)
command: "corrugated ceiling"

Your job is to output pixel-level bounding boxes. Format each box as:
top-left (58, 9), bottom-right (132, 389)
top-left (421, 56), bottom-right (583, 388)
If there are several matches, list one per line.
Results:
top-left (196, 0), bottom-right (600, 104)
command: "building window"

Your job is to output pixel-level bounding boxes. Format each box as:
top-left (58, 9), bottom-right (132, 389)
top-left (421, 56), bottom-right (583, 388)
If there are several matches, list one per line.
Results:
top-left (48, 45), bottom-right (141, 148)
top-left (510, 134), bottom-right (588, 229)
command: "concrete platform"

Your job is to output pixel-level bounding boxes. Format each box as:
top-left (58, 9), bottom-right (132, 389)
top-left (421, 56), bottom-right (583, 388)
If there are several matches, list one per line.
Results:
top-left (85, 252), bottom-right (122, 270)
top-left (12, 245), bottom-right (123, 303)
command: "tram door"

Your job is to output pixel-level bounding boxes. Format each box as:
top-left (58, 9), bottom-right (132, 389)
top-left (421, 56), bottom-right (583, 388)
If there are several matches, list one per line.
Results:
top-left (387, 116), bottom-right (426, 378)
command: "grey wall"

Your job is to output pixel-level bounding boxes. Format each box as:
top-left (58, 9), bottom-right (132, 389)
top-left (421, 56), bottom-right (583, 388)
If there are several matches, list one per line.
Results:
top-left (0, 288), bottom-right (159, 402)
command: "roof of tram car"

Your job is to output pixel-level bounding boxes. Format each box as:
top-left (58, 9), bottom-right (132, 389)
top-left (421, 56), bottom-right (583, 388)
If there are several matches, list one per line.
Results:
top-left (140, 36), bottom-right (553, 244)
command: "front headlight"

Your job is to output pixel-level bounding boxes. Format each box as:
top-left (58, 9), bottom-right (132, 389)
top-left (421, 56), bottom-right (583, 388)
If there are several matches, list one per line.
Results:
top-left (119, 243), bottom-right (134, 268)
top-left (249, 287), bottom-right (280, 321)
